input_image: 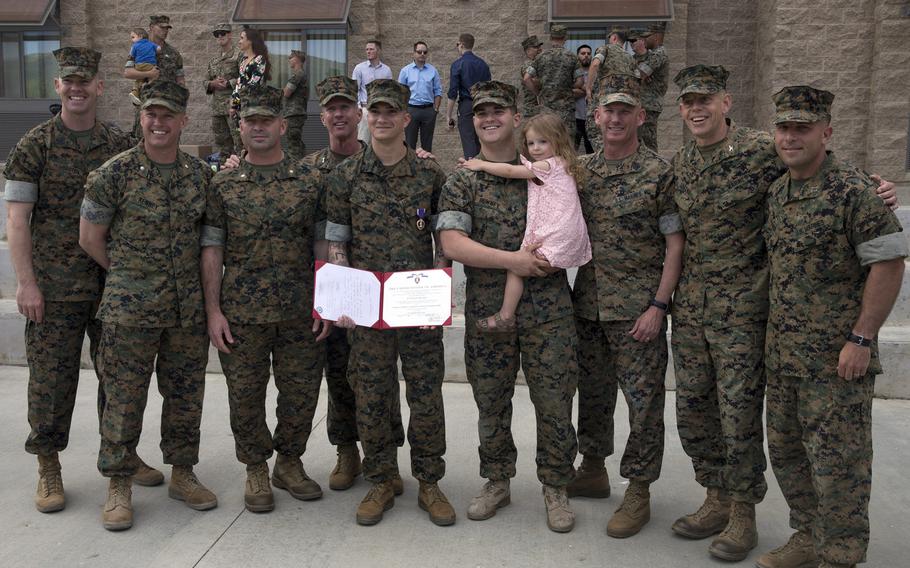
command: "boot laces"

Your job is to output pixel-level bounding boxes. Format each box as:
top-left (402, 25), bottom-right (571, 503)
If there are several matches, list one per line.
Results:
top-left (421, 483), bottom-right (448, 505)
top-left (618, 484), bottom-right (646, 514)
top-left (248, 466), bottom-right (270, 493)
top-left (177, 468), bottom-right (202, 491)
top-left (543, 486), bottom-right (570, 512)
top-left (691, 494), bottom-right (724, 522)
top-left (335, 450), bottom-right (357, 474)
top-left (720, 504), bottom-right (748, 538)
top-left (773, 531), bottom-right (813, 556)
top-left (364, 482), bottom-right (391, 503)
top-left (110, 478), bottom-right (130, 507)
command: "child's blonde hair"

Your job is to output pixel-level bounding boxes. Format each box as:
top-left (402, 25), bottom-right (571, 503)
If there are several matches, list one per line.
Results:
top-left (518, 112), bottom-right (581, 180)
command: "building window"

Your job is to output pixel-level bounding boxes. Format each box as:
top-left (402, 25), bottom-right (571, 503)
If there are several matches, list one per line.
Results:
top-left (263, 28), bottom-right (346, 107)
top-left (0, 30), bottom-right (59, 98)
top-left (550, 0), bottom-right (673, 22)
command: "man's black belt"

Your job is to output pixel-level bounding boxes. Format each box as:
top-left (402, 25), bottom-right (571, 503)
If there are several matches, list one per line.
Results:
top-left (408, 103), bottom-right (434, 108)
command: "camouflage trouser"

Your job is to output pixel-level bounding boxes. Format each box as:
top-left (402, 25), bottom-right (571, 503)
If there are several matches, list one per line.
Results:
top-left (348, 326), bottom-right (446, 483)
top-left (672, 320), bottom-right (768, 503)
top-left (548, 108), bottom-right (576, 143)
top-left (230, 115), bottom-right (243, 158)
top-left (211, 114), bottom-right (235, 165)
top-left (323, 327), bottom-right (405, 448)
top-left (575, 317), bottom-right (666, 483)
top-left (24, 301), bottom-right (102, 455)
top-left (283, 115), bottom-right (307, 161)
top-left (464, 315), bottom-right (578, 486)
top-left (637, 110), bottom-right (660, 153)
top-left (219, 319), bottom-right (325, 465)
top-left (766, 370), bottom-right (874, 565)
top-left (586, 104), bottom-right (602, 151)
top-left (96, 323), bottom-right (208, 477)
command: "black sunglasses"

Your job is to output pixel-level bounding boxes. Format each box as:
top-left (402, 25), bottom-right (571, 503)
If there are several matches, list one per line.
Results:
top-left (213, 31), bottom-right (228, 37)
top-left (415, 50), bottom-right (428, 54)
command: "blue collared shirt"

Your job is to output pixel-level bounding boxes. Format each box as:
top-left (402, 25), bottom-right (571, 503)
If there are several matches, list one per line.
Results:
top-left (447, 51), bottom-right (491, 101)
top-left (351, 59), bottom-right (393, 105)
top-left (397, 62), bottom-right (443, 106)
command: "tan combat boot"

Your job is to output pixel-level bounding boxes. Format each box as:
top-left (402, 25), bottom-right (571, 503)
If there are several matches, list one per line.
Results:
top-left (35, 453), bottom-right (65, 513)
top-left (244, 462), bottom-right (274, 513)
top-left (566, 455), bottom-right (610, 498)
top-left (168, 465), bottom-right (218, 510)
top-left (818, 562), bottom-right (855, 568)
top-left (391, 471), bottom-right (404, 496)
top-left (102, 476), bottom-right (133, 531)
top-left (709, 500), bottom-right (757, 561)
top-left (356, 480), bottom-right (395, 525)
top-left (671, 486), bottom-right (731, 539)
top-left (132, 455), bottom-right (164, 487)
top-left (328, 444), bottom-right (362, 491)
top-left (272, 454), bottom-right (323, 501)
top-left (466, 479), bottom-right (511, 521)
top-left (542, 484), bottom-right (575, 533)
top-left (418, 481), bottom-right (456, 526)
top-left (606, 481), bottom-right (651, 538)
top-left (756, 531), bottom-right (817, 568)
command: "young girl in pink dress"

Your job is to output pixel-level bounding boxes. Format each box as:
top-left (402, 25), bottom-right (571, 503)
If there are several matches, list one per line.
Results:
top-left (462, 112), bottom-right (591, 331)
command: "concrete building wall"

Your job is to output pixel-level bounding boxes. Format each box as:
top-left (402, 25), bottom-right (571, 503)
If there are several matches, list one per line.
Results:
top-left (52, 0), bottom-right (908, 179)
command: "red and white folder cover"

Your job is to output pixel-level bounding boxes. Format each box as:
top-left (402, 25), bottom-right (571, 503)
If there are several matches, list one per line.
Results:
top-left (313, 261), bottom-right (453, 329)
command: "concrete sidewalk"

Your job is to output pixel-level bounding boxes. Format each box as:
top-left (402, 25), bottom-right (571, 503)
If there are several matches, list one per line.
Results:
top-left (0, 365), bottom-right (907, 567)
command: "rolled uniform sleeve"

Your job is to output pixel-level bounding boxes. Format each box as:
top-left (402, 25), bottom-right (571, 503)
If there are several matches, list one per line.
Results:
top-left (848, 187), bottom-right (909, 265)
top-left (3, 138), bottom-right (42, 203)
top-left (201, 179), bottom-right (226, 247)
top-left (436, 170), bottom-right (473, 234)
top-left (325, 170), bottom-right (352, 242)
top-left (81, 168), bottom-right (118, 226)
top-left (656, 170), bottom-right (682, 235)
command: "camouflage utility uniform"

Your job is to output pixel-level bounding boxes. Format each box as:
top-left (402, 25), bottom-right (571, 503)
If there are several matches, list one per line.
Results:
top-left (82, 145), bottom-right (211, 477)
top-left (303, 144), bottom-right (405, 450)
top-left (325, 145), bottom-right (447, 484)
top-left (587, 44), bottom-right (637, 148)
top-left (671, 120), bottom-right (784, 504)
top-left (202, 156), bottom-right (326, 465)
top-left (438, 154), bottom-right (578, 487)
top-left (573, 144), bottom-right (680, 483)
top-left (518, 59), bottom-right (540, 120)
top-left (283, 67), bottom-right (309, 160)
top-left (634, 45), bottom-right (669, 152)
top-left (5, 113), bottom-right (132, 456)
top-left (527, 46), bottom-right (578, 139)
top-left (764, 152), bottom-right (908, 565)
top-left (203, 47), bottom-right (239, 162)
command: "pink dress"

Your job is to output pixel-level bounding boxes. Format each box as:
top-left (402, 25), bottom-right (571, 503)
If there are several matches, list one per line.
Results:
top-left (519, 156), bottom-right (592, 269)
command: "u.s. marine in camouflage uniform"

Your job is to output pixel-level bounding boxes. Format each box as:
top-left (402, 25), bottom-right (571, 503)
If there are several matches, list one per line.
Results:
top-left (568, 75), bottom-right (684, 538)
top-left (80, 80), bottom-right (217, 531)
top-left (325, 79), bottom-right (454, 527)
top-left (584, 41), bottom-right (637, 148)
top-left (437, 80), bottom-right (579, 533)
top-left (518, 35), bottom-right (543, 119)
top-left (125, 15), bottom-right (185, 138)
top-left (524, 24), bottom-right (578, 139)
top-left (203, 23), bottom-right (239, 164)
top-left (201, 86), bottom-right (330, 513)
top-left (303, 75), bottom-right (406, 493)
top-left (282, 50), bottom-right (309, 160)
top-left (3, 47), bottom-right (163, 514)
top-left (632, 23), bottom-right (669, 152)
top-left (757, 86), bottom-right (908, 568)
top-left (669, 64), bottom-right (782, 561)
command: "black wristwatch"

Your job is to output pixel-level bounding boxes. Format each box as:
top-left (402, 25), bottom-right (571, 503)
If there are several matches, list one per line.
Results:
top-left (649, 299), bottom-right (669, 312)
top-left (846, 332), bottom-right (872, 347)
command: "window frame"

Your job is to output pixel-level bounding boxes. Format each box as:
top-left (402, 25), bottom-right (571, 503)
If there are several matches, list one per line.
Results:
top-left (232, 0), bottom-right (352, 26)
top-left (0, 11), bottom-right (60, 106)
top-left (548, 0), bottom-right (675, 23)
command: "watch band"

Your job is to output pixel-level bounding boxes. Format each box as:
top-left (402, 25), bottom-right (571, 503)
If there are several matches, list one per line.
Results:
top-left (649, 299), bottom-right (668, 311)
top-left (846, 332), bottom-right (872, 347)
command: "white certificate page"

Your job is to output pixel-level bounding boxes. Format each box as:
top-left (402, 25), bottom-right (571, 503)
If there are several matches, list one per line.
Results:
top-left (381, 269), bottom-right (452, 328)
top-left (313, 263), bottom-right (381, 328)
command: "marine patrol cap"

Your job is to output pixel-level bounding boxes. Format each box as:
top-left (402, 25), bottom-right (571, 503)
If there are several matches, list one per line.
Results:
top-left (550, 24), bottom-right (568, 39)
top-left (674, 64), bottom-right (729, 99)
top-left (598, 74), bottom-right (641, 107)
top-left (470, 80), bottom-right (517, 110)
top-left (53, 47), bottom-right (102, 80)
top-left (239, 85), bottom-right (283, 118)
top-left (316, 75), bottom-right (359, 106)
top-left (140, 80), bottom-right (189, 113)
top-left (149, 15), bottom-right (172, 28)
top-left (366, 79), bottom-right (410, 111)
top-left (521, 35), bottom-right (543, 50)
top-left (772, 85), bottom-right (835, 124)
top-left (213, 23), bottom-right (231, 34)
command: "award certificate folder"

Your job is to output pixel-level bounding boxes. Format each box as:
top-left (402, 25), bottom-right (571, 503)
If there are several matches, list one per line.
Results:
top-left (313, 261), bottom-right (453, 329)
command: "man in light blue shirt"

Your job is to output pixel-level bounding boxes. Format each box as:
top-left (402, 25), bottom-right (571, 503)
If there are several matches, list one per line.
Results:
top-left (398, 41), bottom-right (443, 151)
top-left (351, 39), bottom-right (392, 142)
